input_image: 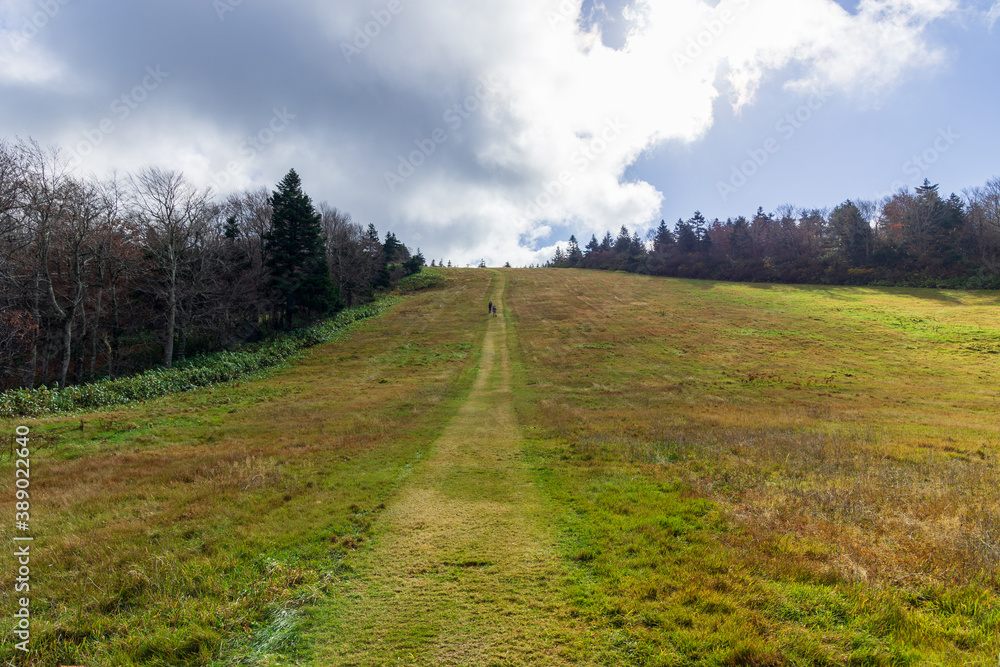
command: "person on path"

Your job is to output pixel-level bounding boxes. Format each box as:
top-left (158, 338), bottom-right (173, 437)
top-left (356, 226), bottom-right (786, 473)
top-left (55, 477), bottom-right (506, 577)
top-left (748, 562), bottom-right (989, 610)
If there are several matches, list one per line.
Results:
top-left (492, 305), bottom-right (498, 317)
top-left (488, 300), bottom-right (493, 315)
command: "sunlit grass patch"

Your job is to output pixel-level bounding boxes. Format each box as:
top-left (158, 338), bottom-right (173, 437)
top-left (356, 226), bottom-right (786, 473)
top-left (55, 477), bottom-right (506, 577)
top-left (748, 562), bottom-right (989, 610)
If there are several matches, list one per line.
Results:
top-left (508, 268), bottom-right (1000, 664)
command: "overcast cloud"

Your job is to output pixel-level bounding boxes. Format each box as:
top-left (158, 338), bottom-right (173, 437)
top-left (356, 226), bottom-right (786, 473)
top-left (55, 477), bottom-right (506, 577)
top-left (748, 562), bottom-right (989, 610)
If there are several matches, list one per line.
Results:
top-left (1, 0), bottom-right (996, 265)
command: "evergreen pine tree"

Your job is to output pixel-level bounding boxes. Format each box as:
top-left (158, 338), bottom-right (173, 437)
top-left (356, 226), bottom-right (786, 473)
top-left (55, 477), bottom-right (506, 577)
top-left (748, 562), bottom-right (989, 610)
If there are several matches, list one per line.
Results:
top-left (730, 216), bottom-right (752, 259)
top-left (630, 231), bottom-right (644, 253)
top-left (223, 215), bottom-right (240, 240)
top-left (937, 194), bottom-right (966, 261)
top-left (615, 225), bottom-right (632, 253)
top-left (265, 169), bottom-right (343, 327)
top-left (383, 232), bottom-right (403, 263)
top-left (653, 219), bottom-right (674, 253)
top-left (688, 211), bottom-right (711, 252)
top-left (404, 248), bottom-right (425, 275)
top-left (675, 218), bottom-right (698, 254)
top-left (567, 235), bottom-right (583, 265)
top-left (600, 231), bottom-right (614, 252)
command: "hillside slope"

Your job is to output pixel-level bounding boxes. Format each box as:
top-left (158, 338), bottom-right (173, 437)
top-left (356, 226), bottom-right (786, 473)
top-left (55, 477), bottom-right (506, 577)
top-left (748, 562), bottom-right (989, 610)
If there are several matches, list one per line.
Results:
top-left (3, 268), bottom-right (998, 666)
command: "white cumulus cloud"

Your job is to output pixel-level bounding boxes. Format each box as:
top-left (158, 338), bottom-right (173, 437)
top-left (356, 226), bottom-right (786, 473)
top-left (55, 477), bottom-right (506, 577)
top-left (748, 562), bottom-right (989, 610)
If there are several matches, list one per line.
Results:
top-left (338, 0), bottom-right (956, 264)
top-left (0, 0), bottom-right (958, 266)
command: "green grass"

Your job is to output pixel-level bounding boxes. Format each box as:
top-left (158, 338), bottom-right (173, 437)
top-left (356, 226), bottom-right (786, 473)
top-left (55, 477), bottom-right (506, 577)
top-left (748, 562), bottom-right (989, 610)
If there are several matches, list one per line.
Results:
top-left (396, 266), bottom-right (450, 293)
top-left (0, 270), bottom-right (492, 666)
top-left (298, 271), bottom-right (625, 666)
top-left (506, 269), bottom-right (1000, 665)
top-left (3, 267), bottom-right (999, 665)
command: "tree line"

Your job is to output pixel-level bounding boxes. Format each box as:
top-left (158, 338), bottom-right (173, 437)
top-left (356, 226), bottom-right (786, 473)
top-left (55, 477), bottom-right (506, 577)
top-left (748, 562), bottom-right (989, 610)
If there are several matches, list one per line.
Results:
top-left (0, 139), bottom-right (425, 389)
top-left (549, 177), bottom-right (1000, 288)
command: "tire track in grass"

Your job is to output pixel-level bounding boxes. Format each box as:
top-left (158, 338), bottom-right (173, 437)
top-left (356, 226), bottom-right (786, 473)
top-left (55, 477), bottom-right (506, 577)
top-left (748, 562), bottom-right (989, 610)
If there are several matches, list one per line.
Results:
top-left (308, 271), bottom-right (603, 666)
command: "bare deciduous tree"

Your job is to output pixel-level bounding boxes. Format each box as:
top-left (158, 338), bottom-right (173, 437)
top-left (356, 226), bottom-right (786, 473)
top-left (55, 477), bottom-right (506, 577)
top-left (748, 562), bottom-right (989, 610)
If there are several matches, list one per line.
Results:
top-left (130, 167), bottom-right (211, 369)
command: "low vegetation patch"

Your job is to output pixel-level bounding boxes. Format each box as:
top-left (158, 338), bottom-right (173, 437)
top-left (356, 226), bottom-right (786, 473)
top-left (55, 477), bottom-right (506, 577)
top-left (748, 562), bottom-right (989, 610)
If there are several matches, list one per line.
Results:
top-left (395, 266), bottom-right (448, 293)
top-left (0, 297), bottom-right (399, 419)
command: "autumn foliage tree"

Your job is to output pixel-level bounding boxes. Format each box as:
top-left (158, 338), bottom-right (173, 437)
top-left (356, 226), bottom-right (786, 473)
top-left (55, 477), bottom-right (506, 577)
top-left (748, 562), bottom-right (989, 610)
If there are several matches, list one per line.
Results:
top-left (550, 176), bottom-right (1000, 289)
top-left (0, 137), bottom-right (422, 389)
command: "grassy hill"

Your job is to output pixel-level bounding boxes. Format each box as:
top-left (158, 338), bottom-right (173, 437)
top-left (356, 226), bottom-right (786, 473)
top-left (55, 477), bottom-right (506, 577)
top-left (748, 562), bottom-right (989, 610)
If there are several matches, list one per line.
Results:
top-left (2, 268), bottom-right (998, 665)
top-left (505, 269), bottom-right (1000, 665)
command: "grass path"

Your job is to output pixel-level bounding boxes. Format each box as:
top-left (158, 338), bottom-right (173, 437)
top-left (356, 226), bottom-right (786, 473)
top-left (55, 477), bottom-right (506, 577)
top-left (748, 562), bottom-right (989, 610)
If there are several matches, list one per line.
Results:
top-left (307, 272), bottom-right (600, 665)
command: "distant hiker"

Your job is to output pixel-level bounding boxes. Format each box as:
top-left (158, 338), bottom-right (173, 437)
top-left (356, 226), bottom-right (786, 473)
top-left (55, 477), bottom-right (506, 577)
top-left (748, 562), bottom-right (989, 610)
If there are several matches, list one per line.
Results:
top-left (488, 300), bottom-right (493, 314)
top-left (492, 305), bottom-right (498, 317)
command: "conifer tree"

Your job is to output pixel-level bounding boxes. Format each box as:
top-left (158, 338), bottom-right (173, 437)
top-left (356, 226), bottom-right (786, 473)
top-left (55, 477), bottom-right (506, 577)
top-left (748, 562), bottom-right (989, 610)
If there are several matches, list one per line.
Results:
top-left (264, 169), bottom-right (342, 328)
top-left (688, 211), bottom-right (711, 252)
top-left (403, 248), bottom-right (425, 275)
top-left (629, 231), bottom-right (645, 256)
top-left (653, 219), bottom-right (674, 253)
top-left (730, 216), bottom-right (752, 259)
top-left (567, 235), bottom-right (583, 265)
top-left (383, 231), bottom-right (404, 263)
top-left (675, 218), bottom-right (698, 254)
top-left (830, 200), bottom-right (873, 265)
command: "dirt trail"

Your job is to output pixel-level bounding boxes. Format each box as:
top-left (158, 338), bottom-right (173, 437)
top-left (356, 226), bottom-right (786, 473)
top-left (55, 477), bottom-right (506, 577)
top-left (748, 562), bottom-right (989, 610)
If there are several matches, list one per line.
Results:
top-left (310, 271), bottom-right (594, 665)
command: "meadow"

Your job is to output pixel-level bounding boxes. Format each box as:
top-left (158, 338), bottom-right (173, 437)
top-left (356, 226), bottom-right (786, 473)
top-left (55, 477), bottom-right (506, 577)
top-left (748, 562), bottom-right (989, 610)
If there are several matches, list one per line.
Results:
top-left (507, 269), bottom-right (1000, 665)
top-left (1, 267), bottom-right (998, 665)
top-left (0, 269), bottom-right (489, 666)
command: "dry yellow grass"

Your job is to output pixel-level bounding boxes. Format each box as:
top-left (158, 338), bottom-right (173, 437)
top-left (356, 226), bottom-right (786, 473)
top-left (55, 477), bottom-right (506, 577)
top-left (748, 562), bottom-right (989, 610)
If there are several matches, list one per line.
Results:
top-left (4, 267), bottom-right (999, 665)
top-left (0, 269), bottom-right (491, 666)
top-left (508, 269), bottom-right (1000, 586)
top-left (505, 268), bottom-right (1000, 664)
top-left (305, 271), bottom-right (612, 666)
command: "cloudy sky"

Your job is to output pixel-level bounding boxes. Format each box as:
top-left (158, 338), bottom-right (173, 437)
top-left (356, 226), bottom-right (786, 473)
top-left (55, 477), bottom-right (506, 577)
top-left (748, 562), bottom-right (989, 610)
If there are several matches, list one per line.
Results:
top-left (1, 0), bottom-right (998, 266)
